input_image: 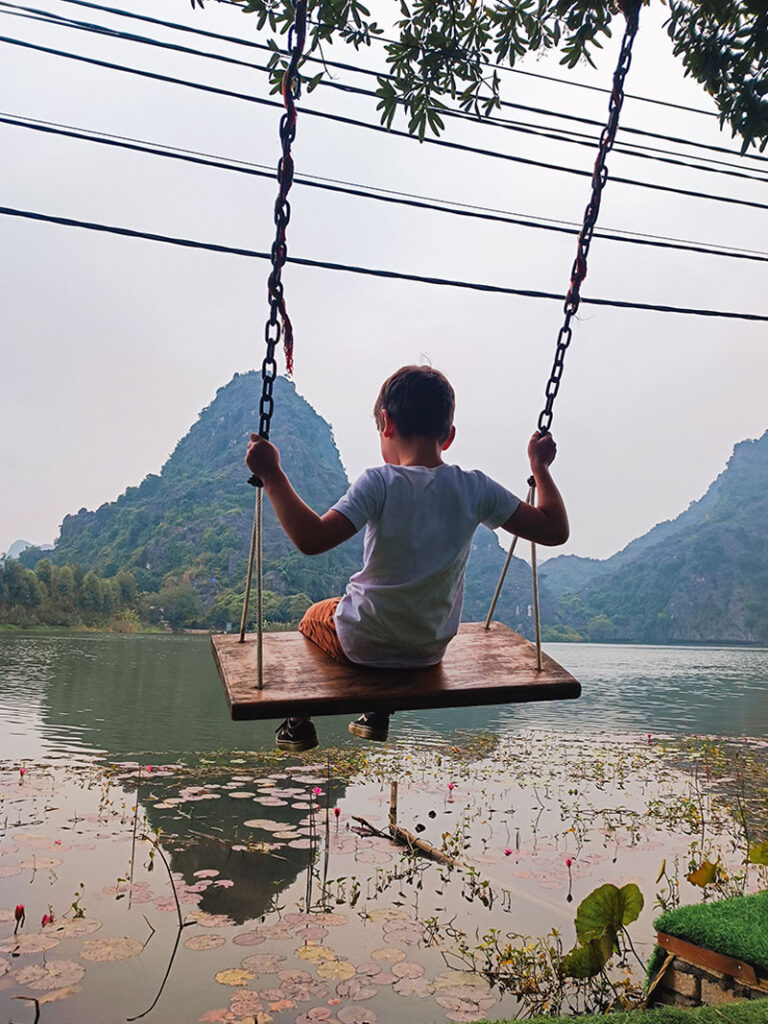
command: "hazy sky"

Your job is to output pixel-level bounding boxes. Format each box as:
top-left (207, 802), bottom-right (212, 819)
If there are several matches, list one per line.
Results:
top-left (2, 0), bottom-right (767, 561)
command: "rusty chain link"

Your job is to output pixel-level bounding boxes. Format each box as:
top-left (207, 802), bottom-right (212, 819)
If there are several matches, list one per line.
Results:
top-left (253, 0), bottom-right (307, 465)
top-left (537, 0), bottom-right (641, 435)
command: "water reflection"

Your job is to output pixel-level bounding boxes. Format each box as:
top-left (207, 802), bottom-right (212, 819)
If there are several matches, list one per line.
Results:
top-left (1, 635), bottom-right (768, 767)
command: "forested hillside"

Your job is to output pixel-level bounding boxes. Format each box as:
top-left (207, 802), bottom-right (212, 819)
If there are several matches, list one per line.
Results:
top-left (541, 432), bottom-right (768, 643)
top-left (7, 372), bottom-right (541, 634)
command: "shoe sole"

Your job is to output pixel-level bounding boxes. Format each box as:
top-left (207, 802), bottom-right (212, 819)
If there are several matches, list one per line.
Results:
top-left (348, 722), bottom-right (388, 742)
top-left (275, 738), bottom-right (319, 752)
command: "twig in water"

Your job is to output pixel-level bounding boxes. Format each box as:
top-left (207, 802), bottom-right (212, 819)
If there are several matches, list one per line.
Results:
top-left (11, 995), bottom-right (41, 1023)
top-left (138, 832), bottom-right (185, 931)
top-left (129, 765), bottom-right (142, 909)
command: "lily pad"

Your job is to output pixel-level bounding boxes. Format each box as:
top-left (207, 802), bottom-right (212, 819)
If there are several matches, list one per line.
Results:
top-left (337, 1006), bottom-right (378, 1023)
top-left (391, 961), bottom-right (424, 979)
top-left (232, 931), bottom-right (266, 948)
top-left (81, 937), bottom-right (142, 962)
top-left (0, 932), bottom-right (60, 955)
top-left (371, 947), bottom-right (406, 964)
top-left (295, 945), bottom-right (337, 964)
top-left (240, 953), bottom-right (287, 974)
top-left (184, 934), bottom-right (227, 951)
top-left (295, 1009), bottom-right (332, 1024)
top-left (317, 959), bottom-right (356, 981)
top-left (53, 918), bottom-right (102, 938)
top-left (215, 968), bottom-right (255, 987)
top-left (367, 908), bottom-right (410, 924)
top-left (393, 976), bottom-right (435, 997)
top-left (15, 960), bottom-right (85, 990)
top-left (189, 912), bottom-right (236, 928)
top-left (336, 977), bottom-right (377, 1000)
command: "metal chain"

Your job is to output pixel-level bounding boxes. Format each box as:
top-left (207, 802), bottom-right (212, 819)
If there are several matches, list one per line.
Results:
top-left (537, 0), bottom-right (641, 435)
top-left (240, 0), bottom-right (308, 659)
top-left (254, 0), bottom-right (308, 451)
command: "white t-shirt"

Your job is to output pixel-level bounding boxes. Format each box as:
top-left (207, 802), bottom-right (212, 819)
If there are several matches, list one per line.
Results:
top-left (331, 464), bottom-right (520, 668)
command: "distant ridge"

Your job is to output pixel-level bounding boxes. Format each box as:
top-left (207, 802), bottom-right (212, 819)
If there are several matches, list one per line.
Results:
top-left (541, 431), bottom-right (768, 643)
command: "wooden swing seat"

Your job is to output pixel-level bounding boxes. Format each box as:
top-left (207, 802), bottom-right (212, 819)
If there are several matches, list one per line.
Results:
top-left (212, 622), bottom-right (580, 721)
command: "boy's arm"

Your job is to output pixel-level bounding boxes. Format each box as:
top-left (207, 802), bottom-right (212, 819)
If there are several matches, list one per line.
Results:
top-left (245, 435), bottom-right (357, 555)
top-left (500, 432), bottom-right (569, 547)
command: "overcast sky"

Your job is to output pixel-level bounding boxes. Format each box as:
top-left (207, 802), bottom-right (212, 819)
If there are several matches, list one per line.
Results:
top-left (2, 0), bottom-right (767, 562)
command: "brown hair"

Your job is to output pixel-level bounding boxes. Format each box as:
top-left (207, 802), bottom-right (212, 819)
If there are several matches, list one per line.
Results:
top-left (373, 365), bottom-right (455, 443)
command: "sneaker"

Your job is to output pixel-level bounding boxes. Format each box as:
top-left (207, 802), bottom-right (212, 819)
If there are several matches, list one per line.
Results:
top-left (348, 711), bottom-right (390, 742)
top-left (275, 718), bottom-right (318, 752)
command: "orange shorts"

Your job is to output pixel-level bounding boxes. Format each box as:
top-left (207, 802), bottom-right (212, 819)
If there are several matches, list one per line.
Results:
top-left (298, 597), bottom-right (352, 665)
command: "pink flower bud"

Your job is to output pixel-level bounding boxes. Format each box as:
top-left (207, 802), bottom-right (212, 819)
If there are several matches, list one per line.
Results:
top-left (334, 807), bottom-right (341, 818)
top-left (14, 905), bottom-right (25, 922)
top-left (313, 787), bottom-right (322, 796)
top-left (41, 913), bottom-right (53, 928)
top-left (566, 857), bottom-right (572, 868)
top-left (504, 848), bottom-right (512, 857)
top-left (447, 783), bottom-right (454, 791)
top-left (19, 767), bottom-right (26, 777)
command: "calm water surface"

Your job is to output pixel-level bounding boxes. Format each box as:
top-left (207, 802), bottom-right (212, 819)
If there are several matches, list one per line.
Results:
top-left (1, 633), bottom-right (767, 1024)
top-left (1, 633), bottom-right (767, 762)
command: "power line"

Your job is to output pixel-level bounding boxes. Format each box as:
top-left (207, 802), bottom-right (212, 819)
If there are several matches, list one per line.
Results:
top-left (12, 0), bottom-right (767, 170)
top-left (5, 112), bottom-right (768, 266)
top-left (4, 33), bottom-right (768, 215)
top-left (54, 0), bottom-right (720, 120)
top-left (4, 4), bottom-right (766, 185)
top-left (2, 204), bottom-right (767, 322)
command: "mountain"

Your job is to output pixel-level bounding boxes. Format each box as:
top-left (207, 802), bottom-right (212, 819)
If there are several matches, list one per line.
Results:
top-left (34, 372), bottom-right (542, 633)
top-left (3, 539), bottom-right (53, 561)
top-left (542, 431), bottom-right (768, 643)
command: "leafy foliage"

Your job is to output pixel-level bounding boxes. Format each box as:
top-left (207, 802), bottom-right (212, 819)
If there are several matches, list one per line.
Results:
top-left (191, 0), bottom-right (767, 150)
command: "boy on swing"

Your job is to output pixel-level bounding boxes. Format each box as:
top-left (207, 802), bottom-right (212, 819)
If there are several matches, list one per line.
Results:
top-left (245, 365), bottom-right (569, 752)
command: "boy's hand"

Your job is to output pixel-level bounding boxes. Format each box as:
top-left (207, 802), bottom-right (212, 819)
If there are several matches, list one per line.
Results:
top-left (528, 431), bottom-right (557, 471)
top-left (245, 434), bottom-right (281, 484)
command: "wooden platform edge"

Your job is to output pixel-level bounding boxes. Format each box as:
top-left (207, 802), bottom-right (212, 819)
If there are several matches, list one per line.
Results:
top-left (656, 932), bottom-right (760, 988)
top-left (211, 625), bottom-right (581, 721)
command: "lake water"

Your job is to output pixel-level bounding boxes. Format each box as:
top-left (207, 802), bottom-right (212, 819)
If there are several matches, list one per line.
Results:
top-left (2, 634), bottom-right (767, 763)
top-left (1, 634), bottom-right (767, 1024)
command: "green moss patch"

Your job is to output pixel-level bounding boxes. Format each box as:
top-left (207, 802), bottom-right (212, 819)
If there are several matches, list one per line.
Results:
top-left (655, 891), bottom-right (768, 972)
top-left (514, 1004), bottom-right (768, 1024)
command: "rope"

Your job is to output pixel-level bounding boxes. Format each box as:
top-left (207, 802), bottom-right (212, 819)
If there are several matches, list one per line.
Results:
top-left (238, 0), bottom-right (307, 661)
top-left (484, 481), bottom-right (535, 630)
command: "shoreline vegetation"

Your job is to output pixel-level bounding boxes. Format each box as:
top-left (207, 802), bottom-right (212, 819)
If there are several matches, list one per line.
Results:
top-left (2, 554), bottom-right (767, 649)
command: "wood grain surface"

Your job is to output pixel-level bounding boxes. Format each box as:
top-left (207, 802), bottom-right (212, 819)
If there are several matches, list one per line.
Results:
top-left (212, 622), bottom-right (580, 720)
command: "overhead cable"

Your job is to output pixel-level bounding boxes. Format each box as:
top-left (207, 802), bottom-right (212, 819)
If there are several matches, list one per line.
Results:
top-left (4, 33), bottom-right (768, 214)
top-left (8, 0), bottom-right (765, 169)
top-left (4, 112), bottom-right (768, 266)
top-left (3, 4), bottom-right (765, 184)
top-left (2, 204), bottom-right (767, 322)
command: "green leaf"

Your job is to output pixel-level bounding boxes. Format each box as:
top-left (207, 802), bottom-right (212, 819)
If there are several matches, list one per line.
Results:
top-left (574, 882), bottom-right (643, 945)
top-left (748, 841), bottom-right (768, 866)
top-left (560, 932), bottom-right (614, 979)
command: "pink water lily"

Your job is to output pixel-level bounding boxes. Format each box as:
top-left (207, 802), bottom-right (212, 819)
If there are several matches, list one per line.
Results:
top-left (14, 904), bottom-right (25, 933)
top-left (41, 913), bottom-right (54, 928)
